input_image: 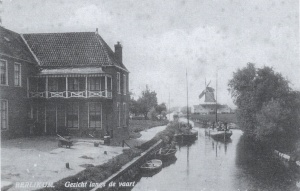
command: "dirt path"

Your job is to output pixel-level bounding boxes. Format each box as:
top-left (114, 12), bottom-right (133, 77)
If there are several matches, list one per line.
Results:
top-left (1, 138), bottom-right (124, 191)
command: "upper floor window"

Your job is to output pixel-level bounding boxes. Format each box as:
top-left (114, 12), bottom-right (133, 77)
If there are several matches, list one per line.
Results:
top-left (48, 78), bottom-right (65, 92)
top-left (68, 77), bottom-right (85, 91)
top-left (123, 74), bottom-right (126, 95)
top-left (117, 72), bottom-right (120, 94)
top-left (0, 60), bottom-right (8, 85)
top-left (48, 78), bottom-right (58, 92)
top-left (89, 77), bottom-right (101, 91)
top-left (14, 63), bottom-right (21, 86)
top-left (1, 99), bottom-right (8, 130)
top-left (107, 77), bottom-right (112, 92)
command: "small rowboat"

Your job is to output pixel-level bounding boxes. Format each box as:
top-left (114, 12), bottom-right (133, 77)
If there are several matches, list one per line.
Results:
top-left (155, 148), bottom-right (177, 160)
top-left (140, 159), bottom-right (162, 172)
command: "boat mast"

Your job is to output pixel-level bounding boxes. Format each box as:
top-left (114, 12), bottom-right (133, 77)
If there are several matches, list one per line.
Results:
top-left (215, 70), bottom-right (218, 123)
top-left (186, 68), bottom-right (189, 127)
top-left (168, 92), bottom-right (171, 120)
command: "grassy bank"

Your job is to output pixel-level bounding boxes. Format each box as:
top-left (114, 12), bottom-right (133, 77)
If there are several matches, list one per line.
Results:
top-left (190, 113), bottom-right (237, 124)
top-left (129, 119), bottom-right (169, 139)
top-left (137, 121), bottom-right (178, 151)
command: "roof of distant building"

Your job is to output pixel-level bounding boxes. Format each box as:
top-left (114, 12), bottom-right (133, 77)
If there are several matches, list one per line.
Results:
top-left (0, 26), bottom-right (36, 63)
top-left (22, 31), bottom-right (127, 71)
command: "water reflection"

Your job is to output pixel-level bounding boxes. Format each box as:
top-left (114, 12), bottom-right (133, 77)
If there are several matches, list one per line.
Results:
top-left (130, 128), bottom-right (300, 191)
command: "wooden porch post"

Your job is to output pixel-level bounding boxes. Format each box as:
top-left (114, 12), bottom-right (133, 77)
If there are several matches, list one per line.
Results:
top-left (55, 104), bottom-right (58, 133)
top-left (85, 76), bottom-right (88, 98)
top-left (45, 76), bottom-right (48, 98)
top-left (66, 77), bottom-right (68, 98)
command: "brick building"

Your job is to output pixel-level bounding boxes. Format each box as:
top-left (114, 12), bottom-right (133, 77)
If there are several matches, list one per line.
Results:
top-left (0, 26), bottom-right (130, 141)
top-left (0, 26), bottom-right (38, 138)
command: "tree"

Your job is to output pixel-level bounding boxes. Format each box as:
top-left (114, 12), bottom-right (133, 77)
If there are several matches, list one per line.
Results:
top-left (129, 98), bottom-right (139, 116)
top-left (155, 103), bottom-right (167, 114)
top-left (228, 63), bottom-right (300, 148)
top-left (137, 87), bottom-right (158, 119)
top-left (180, 106), bottom-right (191, 114)
top-left (148, 107), bottom-right (158, 120)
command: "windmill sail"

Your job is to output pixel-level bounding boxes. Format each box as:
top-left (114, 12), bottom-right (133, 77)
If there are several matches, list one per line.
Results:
top-left (199, 85), bottom-right (216, 103)
top-left (199, 90), bottom-right (205, 99)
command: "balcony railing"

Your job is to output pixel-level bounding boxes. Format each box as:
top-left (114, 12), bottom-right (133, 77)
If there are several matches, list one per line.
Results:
top-left (49, 91), bottom-right (66, 98)
top-left (28, 76), bottom-right (113, 99)
top-left (69, 91), bottom-right (86, 98)
top-left (29, 92), bottom-right (46, 98)
top-left (28, 90), bottom-right (112, 99)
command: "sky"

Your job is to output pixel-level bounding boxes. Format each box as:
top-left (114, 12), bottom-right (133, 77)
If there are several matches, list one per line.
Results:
top-left (1, 0), bottom-right (299, 108)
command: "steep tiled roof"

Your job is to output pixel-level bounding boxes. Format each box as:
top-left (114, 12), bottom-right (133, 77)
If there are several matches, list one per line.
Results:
top-left (22, 32), bottom-right (127, 70)
top-left (0, 26), bottom-right (36, 63)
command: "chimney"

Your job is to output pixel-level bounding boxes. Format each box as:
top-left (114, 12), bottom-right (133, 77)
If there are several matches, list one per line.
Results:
top-left (95, 28), bottom-right (98, 34)
top-left (114, 41), bottom-right (122, 63)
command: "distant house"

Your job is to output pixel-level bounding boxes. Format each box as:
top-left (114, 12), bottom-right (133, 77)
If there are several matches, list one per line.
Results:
top-left (0, 26), bottom-right (130, 141)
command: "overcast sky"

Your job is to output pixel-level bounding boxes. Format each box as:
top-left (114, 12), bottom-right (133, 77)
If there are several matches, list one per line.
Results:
top-left (1, 0), bottom-right (299, 108)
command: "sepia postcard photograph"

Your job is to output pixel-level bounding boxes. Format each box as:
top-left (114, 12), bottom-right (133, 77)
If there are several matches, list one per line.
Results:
top-left (0, 0), bottom-right (299, 190)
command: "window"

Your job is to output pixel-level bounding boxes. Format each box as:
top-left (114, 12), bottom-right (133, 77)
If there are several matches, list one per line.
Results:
top-left (123, 103), bottom-right (127, 126)
top-left (1, 100), bottom-right (8, 130)
top-left (68, 78), bottom-right (79, 91)
top-left (29, 77), bottom-right (45, 92)
top-left (0, 60), bottom-right (7, 85)
top-left (117, 102), bottom-right (121, 127)
top-left (123, 74), bottom-right (126, 95)
top-left (89, 102), bottom-right (102, 128)
top-left (68, 77), bottom-right (85, 91)
top-left (117, 72), bottom-right (120, 94)
top-left (89, 77), bottom-right (100, 91)
top-left (14, 63), bottom-right (21, 86)
top-left (107, 77), bottom-right (112, 91)
top-left (67, 103), bottom-right (79, 128)
top-left (48, 78), bottom-right (58, 91)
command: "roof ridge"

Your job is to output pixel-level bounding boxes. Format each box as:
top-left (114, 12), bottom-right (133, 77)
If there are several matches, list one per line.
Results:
top-left (95, 33), bottom-right (114, 66)
top-left (20, 34), bottom-right (41, 65)
top-left (0, 26), bottom-right (21, 35)
top-left (22, 31), bottom-right (95, 35)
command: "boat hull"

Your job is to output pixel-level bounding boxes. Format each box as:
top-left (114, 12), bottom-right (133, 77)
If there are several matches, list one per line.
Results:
top-left (155, 148), bottom-right (177, 160)
top-left (175, 130), bottom-right (198, 143)
top-left (140, 159), bottom-right (162, 173)
top-left (209, 130), bottom-right (232, 140)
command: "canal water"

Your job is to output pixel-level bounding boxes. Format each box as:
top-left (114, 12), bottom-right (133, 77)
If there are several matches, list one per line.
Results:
top-left (130, 126), bottom-right (300, 191)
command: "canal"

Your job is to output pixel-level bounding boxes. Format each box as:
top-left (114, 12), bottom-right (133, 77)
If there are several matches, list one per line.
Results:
top-left (130, 125), bottom-right (300, 191)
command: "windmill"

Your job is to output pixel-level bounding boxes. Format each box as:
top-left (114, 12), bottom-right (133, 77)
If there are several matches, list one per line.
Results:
top-left (198, 80), bottom-right (216, 103)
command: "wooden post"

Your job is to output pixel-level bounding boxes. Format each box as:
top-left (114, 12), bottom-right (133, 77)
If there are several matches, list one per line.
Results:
top-left (45, 76), bottom-right (48, 98)
top-left (66, 77), bottom-right (68, 98)
top-left (85, 76), bottom-right (88, 98)
top-left (55, 104), bottom-right (58, 133)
